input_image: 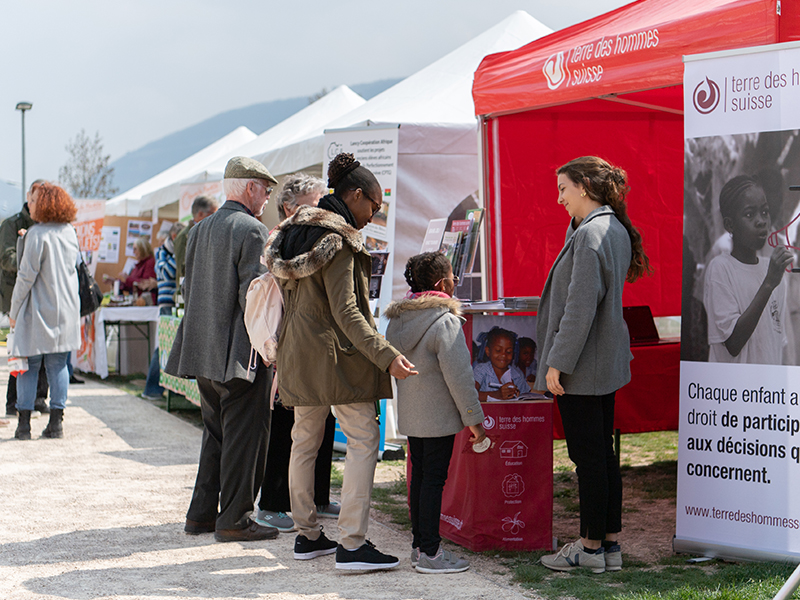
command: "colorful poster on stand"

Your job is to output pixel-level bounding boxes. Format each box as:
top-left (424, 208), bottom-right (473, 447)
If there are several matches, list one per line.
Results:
top-left (323, 125), bottom-right (399, 315)
top-left (73, 200), bottom-right (105, 274)
top-left (678, 41), bottom-right (800, 561)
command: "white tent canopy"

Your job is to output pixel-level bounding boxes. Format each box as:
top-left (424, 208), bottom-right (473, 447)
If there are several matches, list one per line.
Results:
top-left (139, 86), bottom-right (365, 213)
top-left (323, 11), bottom-right (552, 300)
top-left (105, 126), bottom-right (257, 216)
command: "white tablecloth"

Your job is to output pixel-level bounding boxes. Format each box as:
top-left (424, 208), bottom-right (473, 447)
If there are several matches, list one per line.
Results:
top-left (76, 306), bottom-right (161, 378)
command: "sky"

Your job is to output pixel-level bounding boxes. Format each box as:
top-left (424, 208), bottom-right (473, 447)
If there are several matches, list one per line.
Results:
top-left (0, 0), bottom-right (631, 189)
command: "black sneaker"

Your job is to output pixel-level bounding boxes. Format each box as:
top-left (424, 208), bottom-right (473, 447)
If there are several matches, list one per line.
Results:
top-left (294, 528), bottom-right (338, 560)
top-left (335, 540), bottom-right (400, 571)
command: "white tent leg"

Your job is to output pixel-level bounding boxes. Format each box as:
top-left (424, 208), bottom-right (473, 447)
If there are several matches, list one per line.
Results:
top-left (774, 563), bottom-right (800, 600)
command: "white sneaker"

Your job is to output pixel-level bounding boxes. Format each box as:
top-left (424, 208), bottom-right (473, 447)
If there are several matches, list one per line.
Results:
top-left (540, 540), bottom-right (605, 574)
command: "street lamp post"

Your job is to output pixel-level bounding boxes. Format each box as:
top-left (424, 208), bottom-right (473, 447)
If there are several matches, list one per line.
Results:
top-left (15, 102), bottom-right (32, 204)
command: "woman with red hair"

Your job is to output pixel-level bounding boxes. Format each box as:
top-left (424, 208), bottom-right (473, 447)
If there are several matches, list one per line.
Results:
top-left (10, 182), bottom-right (81, 440)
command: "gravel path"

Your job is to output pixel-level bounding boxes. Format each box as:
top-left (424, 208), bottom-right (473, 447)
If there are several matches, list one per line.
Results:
top-left (0, 348), bottom-right (535, 600)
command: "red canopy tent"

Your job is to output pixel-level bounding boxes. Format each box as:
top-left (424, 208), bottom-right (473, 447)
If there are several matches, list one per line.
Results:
top-left (473, 0), bottom-right (800, 316)
top-left (472, 0), bottom-right (800, 435)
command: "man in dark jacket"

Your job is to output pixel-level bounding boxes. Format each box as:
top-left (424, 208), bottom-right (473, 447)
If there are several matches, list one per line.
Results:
top-left (0, 181), bottom-right (49, 416)
top-left (166, 157), bottom-right (278, 542)
top-left (173, 194), bottom-right (218, 297)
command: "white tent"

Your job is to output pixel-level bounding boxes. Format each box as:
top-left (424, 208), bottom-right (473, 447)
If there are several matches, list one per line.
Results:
top-left (322, 11), bottom-right (552, 300)
top-left (105, 126), bottom-right (257, 216)
top-left (140, 85), bottom-right (365, 216)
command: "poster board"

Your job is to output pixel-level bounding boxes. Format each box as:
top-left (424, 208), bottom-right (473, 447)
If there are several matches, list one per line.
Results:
top-left (323, 125), bottom-right (399, 315)
top-left (93, 215), bottom-right (169, 294)
top-left (677, 40), bottom-right (800, 561)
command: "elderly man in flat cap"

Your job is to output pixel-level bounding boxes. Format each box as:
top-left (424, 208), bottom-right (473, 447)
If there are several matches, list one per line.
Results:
top-left (166, 156), bottom-right (278, 542)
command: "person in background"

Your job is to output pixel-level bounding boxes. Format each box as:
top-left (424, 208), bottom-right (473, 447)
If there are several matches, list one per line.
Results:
top-left (166, 156), bottom-right (279, 542)
top-left (266, 152), bottom-right (417, 571)
top-left (142, 221), bottom-right (185, 401)
top-left (10, 183), bottom-right (81, 440)
top-left (117, 237), bottom-right (157, 304)
top-left (255, 173), bottom-right (340, 533)
top-left (174, 195), bottom-right (219, 295)
top-left (1, 179), bottom-right (50, 418)
top-left (538, 156), bottom-right (651, 574)
top-left (385, 251), bottom-right (486, 574)
top-left (517, 337), bottom-right (537, 386)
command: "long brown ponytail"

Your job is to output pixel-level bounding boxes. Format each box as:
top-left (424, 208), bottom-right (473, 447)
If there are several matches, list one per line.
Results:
top-left (557, 156), bottom-right (651, 283)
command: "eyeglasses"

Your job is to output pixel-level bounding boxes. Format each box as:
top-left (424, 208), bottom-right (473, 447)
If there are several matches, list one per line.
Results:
top-left (434, 275), bottom-right (460, 288)
top-left (361, 189), bottom-right (382, 216)
top-left (254, 181), bottom-right (273, 196)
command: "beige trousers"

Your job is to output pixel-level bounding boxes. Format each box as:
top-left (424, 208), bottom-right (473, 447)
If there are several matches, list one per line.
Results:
top-left (289, 402), bottom-right (379, 549)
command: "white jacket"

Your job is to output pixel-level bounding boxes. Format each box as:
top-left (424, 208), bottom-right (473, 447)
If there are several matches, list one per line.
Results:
top-left (10, 223), bottom-right (80, 356)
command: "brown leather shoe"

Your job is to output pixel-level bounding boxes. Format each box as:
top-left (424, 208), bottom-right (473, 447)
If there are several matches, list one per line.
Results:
top-left (214, 519), bottom-right (279, 542)
top-left (185, 518), bottom-right (216, 535)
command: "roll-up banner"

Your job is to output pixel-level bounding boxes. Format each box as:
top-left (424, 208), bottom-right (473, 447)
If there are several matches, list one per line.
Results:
top-left (678, 40), bottom-right (800, 562)
top-left (322, 125), bottom-right (399, 316)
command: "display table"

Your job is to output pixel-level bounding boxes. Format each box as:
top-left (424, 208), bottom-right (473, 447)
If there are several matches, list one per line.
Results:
top-left (418, 400), bottom-right (554, 552)
top-left (76, 306), bottom-right (160, 378)
top-left (158, 314), bottom-right (201, 407)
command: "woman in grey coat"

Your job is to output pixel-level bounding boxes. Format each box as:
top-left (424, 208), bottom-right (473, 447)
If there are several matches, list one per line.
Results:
top-left (386, 252), bottom-right (485, 574)
top-left (538, 157), bottom-right (650, 574)
top-left (10, 183), bottom-right (80, 440)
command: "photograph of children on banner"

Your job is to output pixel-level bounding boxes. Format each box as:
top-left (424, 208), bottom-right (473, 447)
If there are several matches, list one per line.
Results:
top-left (471, 314), bottom-right (538, 401)
top-left (683, 129), bottom-right (800, 365)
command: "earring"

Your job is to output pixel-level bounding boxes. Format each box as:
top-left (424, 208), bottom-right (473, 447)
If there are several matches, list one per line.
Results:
top-left (580, 191), bottom-right (586, 197)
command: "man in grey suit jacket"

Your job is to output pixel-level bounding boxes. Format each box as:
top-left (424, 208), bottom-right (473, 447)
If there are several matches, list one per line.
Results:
top-left (166, 157), bottom-right (278, 542)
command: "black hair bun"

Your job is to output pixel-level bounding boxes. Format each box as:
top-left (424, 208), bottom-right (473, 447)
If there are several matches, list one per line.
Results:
top-left (327, 153), bottom-right (360, 188)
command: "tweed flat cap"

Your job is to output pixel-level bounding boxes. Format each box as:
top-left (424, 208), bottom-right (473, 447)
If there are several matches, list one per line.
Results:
top-left (224, 156), bottom-right (278, 184)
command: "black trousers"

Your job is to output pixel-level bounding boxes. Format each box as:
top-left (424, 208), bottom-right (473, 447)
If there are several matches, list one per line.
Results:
top-left (557, 391), bottom-right (622, 541)
top-left (6, 364), bottom-right (48, 409)
top-left (408, 434), bottom-right (455, 556)
top-left (259, 404), bottom-right (335, 513)
top-left (187, 362), bottom-right (271, 531)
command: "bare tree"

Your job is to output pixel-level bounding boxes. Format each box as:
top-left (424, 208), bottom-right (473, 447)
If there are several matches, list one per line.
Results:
top-left (58, 129), bottom-right (118, 198)
top-left (308, 87), bottom-right (329, 105)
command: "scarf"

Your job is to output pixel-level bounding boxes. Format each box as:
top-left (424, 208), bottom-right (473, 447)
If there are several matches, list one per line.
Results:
top-left (280, 193), bottom-right (357, 260)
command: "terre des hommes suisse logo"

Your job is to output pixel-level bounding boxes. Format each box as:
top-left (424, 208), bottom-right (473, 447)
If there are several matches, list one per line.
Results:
top-left (692, 77), bottom-right (721, 114)
top-left (543, 51), bottom-right (569, 90)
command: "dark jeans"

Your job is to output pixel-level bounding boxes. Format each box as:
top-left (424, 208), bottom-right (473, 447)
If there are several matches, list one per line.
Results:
top-left (7, 363), bottom-right (48, 409)
top-left (259, 403), bottom-right (335, 513)
top-left (557, 391), bottom-right (622, 541)
top-left (187, 362), bottom-right (271, 531)
top-left (144, 306), bottom-right (173, 396)
top-left (408, 434), bottom-right (455, 556)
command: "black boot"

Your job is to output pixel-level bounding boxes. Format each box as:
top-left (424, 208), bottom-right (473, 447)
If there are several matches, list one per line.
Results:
top-left (42, 409), bottom-right (63, 439)
top-left (34, 397), bottom-right (50, 414)
top-left (14, 410), bottom-right (31, 440)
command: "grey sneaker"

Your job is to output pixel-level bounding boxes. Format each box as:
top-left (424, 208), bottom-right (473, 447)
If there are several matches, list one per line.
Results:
top-left (254, 510), bottom-right (295, 532)
top-left (416, 546), bottom-right (470, 574)
top-left (604, 544), bottom-right (622, 571)
top-left (540, 540), bottom-right (605, 574)
top-left (411, 547), bottom-right (420, 567)
top-left (316, 501), bottom-right (341, 518)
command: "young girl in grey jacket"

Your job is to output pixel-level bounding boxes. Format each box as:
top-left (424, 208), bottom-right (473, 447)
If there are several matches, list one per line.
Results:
top-left (385, 252), bottom-right (486, 574)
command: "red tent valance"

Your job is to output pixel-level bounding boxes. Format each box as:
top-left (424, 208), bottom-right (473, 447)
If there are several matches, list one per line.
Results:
top-left (473, 0), bottom-right (797, 117)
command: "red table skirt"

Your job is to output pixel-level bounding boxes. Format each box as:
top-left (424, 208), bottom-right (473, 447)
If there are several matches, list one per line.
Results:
top-left (552, 341), bottom-right (680, 439)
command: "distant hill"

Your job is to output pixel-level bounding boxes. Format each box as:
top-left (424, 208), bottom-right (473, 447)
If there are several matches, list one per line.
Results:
top-left (109, 78), bottom-right (402, 194)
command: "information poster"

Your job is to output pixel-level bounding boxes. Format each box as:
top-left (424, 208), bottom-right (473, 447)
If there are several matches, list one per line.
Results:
top-left (678, 41), bottom-right (800, 560)
top-left (179, 181), bottom-right (223, 223)
top-left (323, 125), bottom-right (399, 314)
top-left (97, 226), bottom-right (121, 264)
top-left (73, 199), bottom-right (105, 274)
top-left (125, 220), bottom-right (153, 257)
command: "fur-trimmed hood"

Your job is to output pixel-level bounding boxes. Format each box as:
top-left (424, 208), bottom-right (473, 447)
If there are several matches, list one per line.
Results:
top-left (384, 295), bottom-right (462, 319)
top-left (385, 295), bottom-right (464, 355)
top-left (265, 205), bottom-right (363, 280)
